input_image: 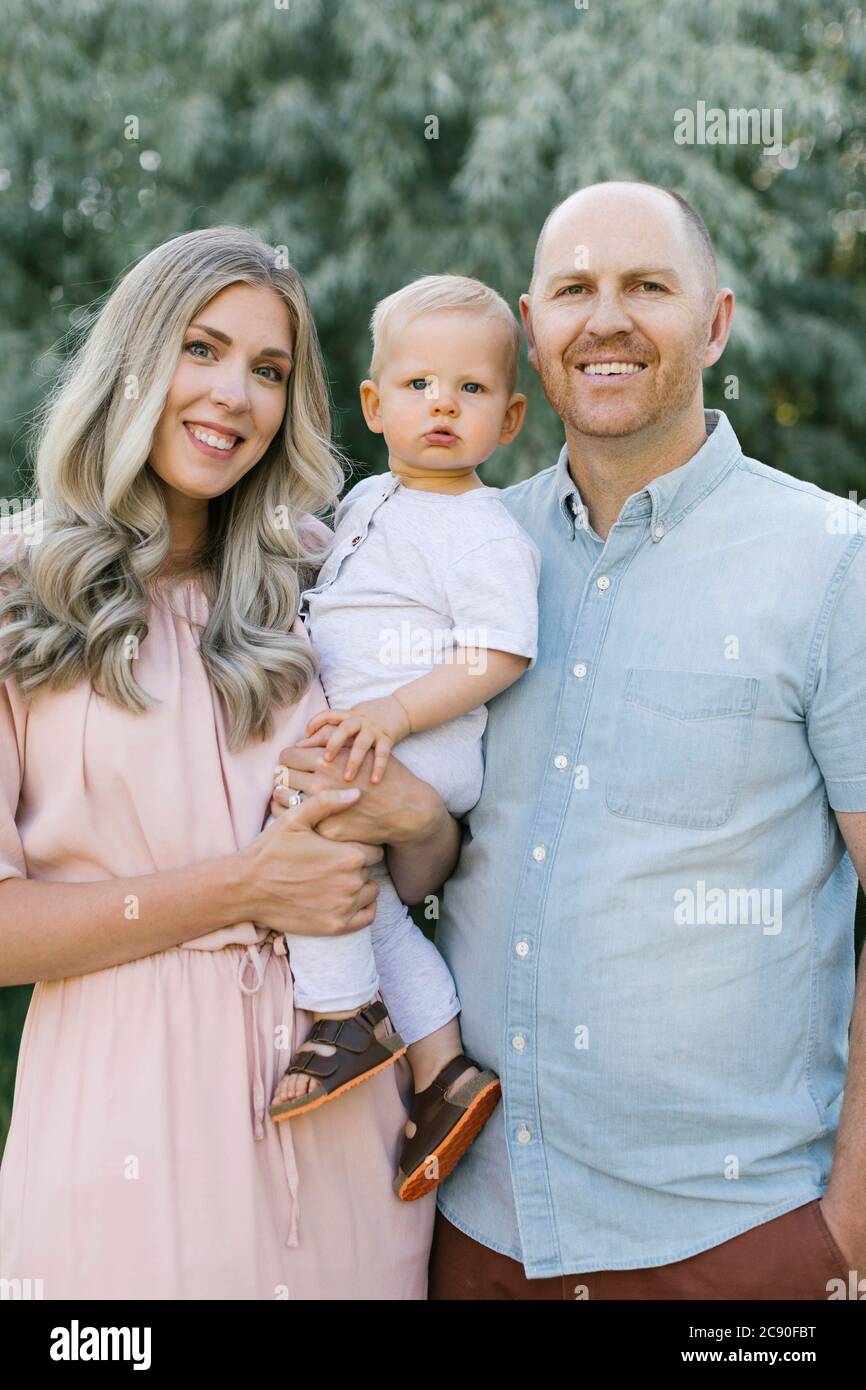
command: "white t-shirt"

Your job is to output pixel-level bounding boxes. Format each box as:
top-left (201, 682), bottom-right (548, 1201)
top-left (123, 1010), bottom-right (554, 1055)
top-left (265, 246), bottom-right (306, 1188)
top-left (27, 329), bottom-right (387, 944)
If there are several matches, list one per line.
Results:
top-left (300, 472), bottom-right (541, 816)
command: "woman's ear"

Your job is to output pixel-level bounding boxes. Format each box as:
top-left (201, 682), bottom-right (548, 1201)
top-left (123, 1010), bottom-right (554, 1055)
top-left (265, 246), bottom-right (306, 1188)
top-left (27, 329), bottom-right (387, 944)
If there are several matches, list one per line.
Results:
top-left (359, 379), bottom-right (384, 434)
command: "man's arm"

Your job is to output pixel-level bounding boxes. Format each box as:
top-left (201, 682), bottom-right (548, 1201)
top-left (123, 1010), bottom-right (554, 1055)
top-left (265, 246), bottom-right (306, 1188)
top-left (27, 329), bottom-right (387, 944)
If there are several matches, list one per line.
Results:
top-left (822, 809), bottom-right (866, 1269)
top-left (274, 742), bottom-right (461, 904)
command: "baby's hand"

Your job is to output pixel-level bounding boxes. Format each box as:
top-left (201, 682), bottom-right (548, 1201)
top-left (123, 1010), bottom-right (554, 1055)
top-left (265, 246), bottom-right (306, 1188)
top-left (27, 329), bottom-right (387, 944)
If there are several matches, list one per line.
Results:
top-left (296, 696), bottom-right (412, 783)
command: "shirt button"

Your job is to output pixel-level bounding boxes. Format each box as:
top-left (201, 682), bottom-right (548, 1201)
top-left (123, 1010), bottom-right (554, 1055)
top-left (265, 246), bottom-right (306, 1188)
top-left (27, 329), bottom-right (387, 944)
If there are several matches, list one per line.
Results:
top-left (532, 845), bottom-right (546, 862)
top-left (596, 575), bottom-right (610, 591)
top-left (653, 524), bottom-right (665, 539)
top-left (516, 1125), bottom-right (532, 1144)
top-left (351, 535), bottom-right (361, 546)
top-left (554, 754), bottom-right (568, 769)
top-left (572, 662), bottom-right (587, 679)
top-left (512, 1033), bottom-right (526, 1052)
top-left (515, 940), bottom-right (530, 958)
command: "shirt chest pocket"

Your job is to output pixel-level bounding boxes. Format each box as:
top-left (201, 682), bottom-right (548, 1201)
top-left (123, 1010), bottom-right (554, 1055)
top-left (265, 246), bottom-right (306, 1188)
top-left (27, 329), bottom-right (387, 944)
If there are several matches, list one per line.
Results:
top-left (604, 668), bottom-right (760, 830)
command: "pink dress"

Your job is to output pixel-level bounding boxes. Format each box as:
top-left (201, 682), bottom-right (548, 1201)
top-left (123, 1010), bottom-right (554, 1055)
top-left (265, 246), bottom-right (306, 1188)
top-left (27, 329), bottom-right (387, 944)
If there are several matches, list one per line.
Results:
top-left (0, 537), bottom-right (434, 1298)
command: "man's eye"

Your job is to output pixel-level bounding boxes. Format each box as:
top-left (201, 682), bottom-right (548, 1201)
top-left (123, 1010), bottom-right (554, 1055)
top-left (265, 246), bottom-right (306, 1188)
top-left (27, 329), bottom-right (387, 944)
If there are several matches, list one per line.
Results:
top-left (409, 378), bottom-right (429, 390)
top-left (462, 382), bottom-right (483, 394)
top-left (638, 281), bottom-right (665, 292)
top-left (558, 284), bottom-right (587, 296)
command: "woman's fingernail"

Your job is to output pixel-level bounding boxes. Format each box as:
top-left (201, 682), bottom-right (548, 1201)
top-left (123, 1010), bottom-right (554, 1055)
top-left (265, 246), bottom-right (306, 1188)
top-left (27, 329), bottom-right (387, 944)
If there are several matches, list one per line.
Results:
top-left (337, 789), bottom-right (360, 801)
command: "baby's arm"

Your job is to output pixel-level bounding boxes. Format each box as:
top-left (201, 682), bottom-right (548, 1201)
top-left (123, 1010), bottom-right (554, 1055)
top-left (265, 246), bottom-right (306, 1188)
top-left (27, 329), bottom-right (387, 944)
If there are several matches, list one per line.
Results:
top-left (299, 646), bottom-right (529, 783)
top-left (392, 645), bottom-right (529, 729)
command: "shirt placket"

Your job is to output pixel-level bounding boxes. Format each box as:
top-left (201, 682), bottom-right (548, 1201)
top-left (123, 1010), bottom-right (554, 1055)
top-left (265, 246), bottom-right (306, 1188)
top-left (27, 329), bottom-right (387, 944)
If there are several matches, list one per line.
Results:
top-left (503, 507), bottom-right (649, 1271)
top-left (302, 478), bottom-right (400, 614)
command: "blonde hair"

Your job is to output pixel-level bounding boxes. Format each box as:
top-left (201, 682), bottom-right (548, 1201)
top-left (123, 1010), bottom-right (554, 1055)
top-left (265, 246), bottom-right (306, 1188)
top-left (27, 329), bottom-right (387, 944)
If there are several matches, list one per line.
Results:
top-left (368, 274), bottom-right (520, 392)
top-left (0, 226), bottom-right (345, 750)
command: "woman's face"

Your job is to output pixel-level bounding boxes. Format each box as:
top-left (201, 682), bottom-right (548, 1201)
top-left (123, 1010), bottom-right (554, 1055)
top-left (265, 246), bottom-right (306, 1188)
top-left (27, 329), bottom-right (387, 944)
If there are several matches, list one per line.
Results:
top-left (149, 281), bottom-right (293, 505)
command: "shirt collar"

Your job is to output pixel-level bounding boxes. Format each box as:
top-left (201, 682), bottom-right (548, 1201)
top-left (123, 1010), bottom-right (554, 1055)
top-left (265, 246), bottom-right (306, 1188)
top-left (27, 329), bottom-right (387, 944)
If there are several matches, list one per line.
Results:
top-left (555, 408), bottom-right (742, 542)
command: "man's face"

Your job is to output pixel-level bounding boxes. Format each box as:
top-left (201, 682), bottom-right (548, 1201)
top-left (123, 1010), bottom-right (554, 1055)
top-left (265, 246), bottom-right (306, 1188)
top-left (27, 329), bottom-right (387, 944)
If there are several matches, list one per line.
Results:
top-left (521, 187), bottom-right (716, 439)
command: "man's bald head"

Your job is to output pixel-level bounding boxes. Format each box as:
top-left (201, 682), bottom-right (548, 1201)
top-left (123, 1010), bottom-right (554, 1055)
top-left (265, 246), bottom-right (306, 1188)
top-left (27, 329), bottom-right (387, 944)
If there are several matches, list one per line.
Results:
top-left (530, 180), bottom-right (718, 306)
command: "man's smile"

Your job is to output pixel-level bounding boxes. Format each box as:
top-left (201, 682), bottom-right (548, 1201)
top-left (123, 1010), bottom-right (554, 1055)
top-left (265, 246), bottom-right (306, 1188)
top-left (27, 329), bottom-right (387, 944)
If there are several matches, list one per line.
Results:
top-left (577, 357), bottom-right (649, 380)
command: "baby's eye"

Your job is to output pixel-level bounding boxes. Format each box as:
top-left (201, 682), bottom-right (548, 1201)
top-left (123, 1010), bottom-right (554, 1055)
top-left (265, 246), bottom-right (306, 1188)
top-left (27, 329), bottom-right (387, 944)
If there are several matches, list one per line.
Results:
top-left (409, 378), bottom-right (430, 390)
top-left (462, 382), bottom-right (484, 394)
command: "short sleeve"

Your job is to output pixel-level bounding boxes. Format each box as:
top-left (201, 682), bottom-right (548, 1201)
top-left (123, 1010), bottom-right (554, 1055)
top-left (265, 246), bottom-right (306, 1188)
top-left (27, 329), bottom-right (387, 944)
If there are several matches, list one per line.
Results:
top-left (0, 676), bottom-right (25, 883)
top-left (806, 541), bottom-right (866, 812)
top-left (444, 535), bottom-right (541, 668)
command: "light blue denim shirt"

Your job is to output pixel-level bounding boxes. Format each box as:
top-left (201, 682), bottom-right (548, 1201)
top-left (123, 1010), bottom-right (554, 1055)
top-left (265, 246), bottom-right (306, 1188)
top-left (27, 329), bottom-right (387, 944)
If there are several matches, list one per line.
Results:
top-left (435, 408), bottom-right (866, 1277)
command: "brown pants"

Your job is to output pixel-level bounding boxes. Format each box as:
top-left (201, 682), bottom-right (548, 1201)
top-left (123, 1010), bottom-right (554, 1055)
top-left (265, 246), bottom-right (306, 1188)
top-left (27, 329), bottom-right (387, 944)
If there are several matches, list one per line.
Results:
top-left (428, 1199), bottom-right (851, 1300)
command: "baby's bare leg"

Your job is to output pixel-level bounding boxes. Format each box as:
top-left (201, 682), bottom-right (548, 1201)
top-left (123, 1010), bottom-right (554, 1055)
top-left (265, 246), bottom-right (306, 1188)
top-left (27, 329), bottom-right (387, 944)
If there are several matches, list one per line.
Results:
top-left (403, 1018), bottom-right (479, 1139)
top-left (273, 999), bottom-right (392, 1102)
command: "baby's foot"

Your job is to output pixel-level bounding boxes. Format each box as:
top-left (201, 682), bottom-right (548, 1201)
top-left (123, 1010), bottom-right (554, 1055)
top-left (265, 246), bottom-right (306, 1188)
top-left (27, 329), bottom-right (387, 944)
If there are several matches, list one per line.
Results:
top-left (403, 1055), bottom-right (480, 1140)
top-left (273, 1004), bottom-right (393, 1105)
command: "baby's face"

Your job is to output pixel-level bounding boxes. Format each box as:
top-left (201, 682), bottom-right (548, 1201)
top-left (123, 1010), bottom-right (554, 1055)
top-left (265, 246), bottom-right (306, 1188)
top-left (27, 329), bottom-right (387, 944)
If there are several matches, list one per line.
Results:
top-left (369, 310), bottom-right (517, 471)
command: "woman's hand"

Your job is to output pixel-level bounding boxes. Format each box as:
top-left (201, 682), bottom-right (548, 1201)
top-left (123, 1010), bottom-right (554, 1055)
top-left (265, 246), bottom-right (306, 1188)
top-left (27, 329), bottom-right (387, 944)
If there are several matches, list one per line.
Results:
top-left (271, 743), bottom-right (461, 904)
top-left (296, 696), bottom-right (412, 783)
top-left (238, 788), bottom-right (383, 935)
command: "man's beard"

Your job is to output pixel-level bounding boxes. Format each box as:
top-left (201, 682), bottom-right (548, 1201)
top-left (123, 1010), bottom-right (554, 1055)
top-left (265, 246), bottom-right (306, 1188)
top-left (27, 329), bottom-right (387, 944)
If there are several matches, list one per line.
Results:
top-left (537, 348), bottom-right (702, 439)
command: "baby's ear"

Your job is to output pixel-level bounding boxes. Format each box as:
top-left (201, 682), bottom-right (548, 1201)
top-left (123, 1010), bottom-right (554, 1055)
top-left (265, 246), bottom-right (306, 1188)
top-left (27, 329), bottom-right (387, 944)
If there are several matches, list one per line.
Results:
top-left (359, 379), bottom-right (385, 433)
top-left (500, 393), bottom-right (528, 445)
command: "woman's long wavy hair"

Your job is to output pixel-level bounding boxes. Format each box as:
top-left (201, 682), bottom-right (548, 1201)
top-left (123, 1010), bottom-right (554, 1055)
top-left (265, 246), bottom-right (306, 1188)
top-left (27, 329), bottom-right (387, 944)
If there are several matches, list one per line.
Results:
top-left (0, 226), bottom-right (344, 748)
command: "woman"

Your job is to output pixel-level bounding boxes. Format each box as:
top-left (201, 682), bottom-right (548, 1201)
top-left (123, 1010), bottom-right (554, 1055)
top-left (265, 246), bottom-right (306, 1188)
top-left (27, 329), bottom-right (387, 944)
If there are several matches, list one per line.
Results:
top-left (0, 226), bottom-right (454, 1298)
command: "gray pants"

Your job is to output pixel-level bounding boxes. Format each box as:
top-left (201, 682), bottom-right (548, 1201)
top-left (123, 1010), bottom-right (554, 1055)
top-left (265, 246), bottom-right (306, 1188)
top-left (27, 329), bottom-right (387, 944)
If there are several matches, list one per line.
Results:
top-left (286, 864), bottom-right (460, 1045)
top-left (282, 725), bottom-right (480, 1046)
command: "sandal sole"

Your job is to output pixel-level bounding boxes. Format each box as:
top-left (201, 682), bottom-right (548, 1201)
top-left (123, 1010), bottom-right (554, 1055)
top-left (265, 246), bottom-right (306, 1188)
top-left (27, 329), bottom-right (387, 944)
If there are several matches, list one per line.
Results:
top-left (269, 1036), bottom-right (407, 1122)
top-left (394, 1075), bottom-right (502, 1201)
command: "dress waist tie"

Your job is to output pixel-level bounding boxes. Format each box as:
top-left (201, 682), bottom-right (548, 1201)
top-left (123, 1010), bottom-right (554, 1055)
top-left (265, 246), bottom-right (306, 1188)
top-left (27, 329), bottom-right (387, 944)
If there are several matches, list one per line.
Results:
top-left (237, 933), bottom-right (300, 1249)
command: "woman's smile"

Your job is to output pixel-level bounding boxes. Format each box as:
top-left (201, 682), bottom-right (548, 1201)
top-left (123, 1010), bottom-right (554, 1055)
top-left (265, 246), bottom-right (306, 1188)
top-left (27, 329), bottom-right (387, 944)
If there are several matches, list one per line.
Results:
top-left (183, 420), bottom-right (244, 458)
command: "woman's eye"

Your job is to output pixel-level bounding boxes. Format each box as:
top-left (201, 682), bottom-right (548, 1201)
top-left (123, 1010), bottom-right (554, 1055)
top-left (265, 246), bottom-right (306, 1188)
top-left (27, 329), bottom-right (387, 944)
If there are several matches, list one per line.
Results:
top-left (184, 340), bottom-right (283, 382)
top-left (409, 378), bottom-right (429, 390)
top-left (185, 339), bottom-right (214, 360)
top-left (462, 382), bottom-right (483, 394)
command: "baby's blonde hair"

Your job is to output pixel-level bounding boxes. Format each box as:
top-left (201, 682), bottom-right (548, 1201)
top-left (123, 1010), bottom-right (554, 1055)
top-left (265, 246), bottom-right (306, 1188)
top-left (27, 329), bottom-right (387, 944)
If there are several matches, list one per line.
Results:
top-left (368, 274), bottom-right (520, 392)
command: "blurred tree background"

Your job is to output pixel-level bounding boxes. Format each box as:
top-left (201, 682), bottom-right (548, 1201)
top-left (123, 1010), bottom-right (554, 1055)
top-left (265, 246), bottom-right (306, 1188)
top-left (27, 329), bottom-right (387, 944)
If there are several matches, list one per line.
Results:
top-left (1, 0), bottom-right (865, 1148)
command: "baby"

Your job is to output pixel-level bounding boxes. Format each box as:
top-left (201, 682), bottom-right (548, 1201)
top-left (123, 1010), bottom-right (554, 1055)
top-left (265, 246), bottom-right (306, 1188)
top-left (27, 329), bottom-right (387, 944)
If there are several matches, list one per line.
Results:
top-left (269, 274), bottom-right (541, 1202)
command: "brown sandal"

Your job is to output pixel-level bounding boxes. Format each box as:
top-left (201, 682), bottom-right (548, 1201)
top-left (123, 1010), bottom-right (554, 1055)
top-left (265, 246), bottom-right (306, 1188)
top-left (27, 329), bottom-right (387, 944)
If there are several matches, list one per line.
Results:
top-left (269, 1000), bottom-right (406, 1122)
top-left (393, 1053), bottom-right (501, 1201)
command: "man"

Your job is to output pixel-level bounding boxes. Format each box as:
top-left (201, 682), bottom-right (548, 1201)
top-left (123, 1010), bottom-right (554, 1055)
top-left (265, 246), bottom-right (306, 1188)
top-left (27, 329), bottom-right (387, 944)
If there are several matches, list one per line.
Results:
top-left (423, 180), bottom-right (866, 1299)
top-left (276, 180), bottom-right (866, 1300)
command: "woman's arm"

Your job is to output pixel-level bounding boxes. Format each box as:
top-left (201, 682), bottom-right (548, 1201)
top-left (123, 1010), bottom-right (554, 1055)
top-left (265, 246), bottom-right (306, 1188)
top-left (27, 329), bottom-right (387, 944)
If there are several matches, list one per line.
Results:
top-left (0, 790), bottom-right (382, 987)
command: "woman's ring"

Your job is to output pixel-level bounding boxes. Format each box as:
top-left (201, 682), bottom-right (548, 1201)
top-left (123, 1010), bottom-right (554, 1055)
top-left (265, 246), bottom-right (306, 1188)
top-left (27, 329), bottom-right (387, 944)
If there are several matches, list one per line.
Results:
top-left (287, 791), bottom-right (302, 807)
